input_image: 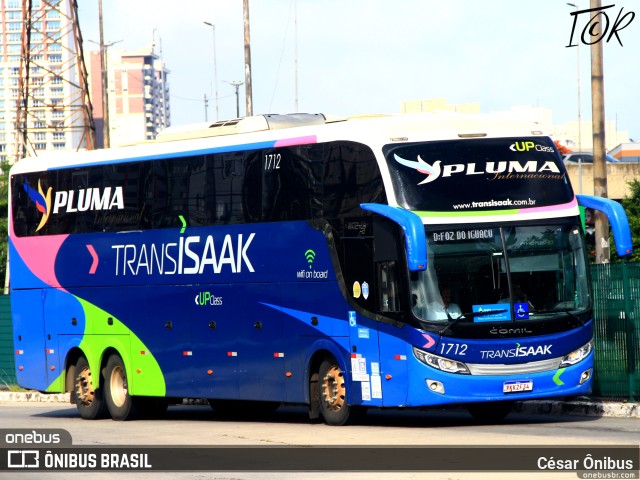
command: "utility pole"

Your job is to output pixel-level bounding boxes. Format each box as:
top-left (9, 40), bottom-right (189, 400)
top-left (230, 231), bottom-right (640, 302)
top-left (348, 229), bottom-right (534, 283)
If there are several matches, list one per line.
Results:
top-left (98, 0), bottom-right (110, 148)
top-left (567, 2), bottom-right (583, 193)
top-left (226, 81), bottom-right (244, 118)
top-left (294, 0), bottom-right (299, 112)
top-left (203, 22), bottom-right (219, 121)
top-left (591, 0), bottom-right (609, 263)
top-left (243, 0), bottom-right (253, 117)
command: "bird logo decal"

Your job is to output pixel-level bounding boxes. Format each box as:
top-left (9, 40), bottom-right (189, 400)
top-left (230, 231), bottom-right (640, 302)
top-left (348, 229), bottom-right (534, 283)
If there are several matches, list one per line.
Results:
top-left (394, 154), bottom-right (442, 185)
top-left (23, 179), bottom-right (52, 232)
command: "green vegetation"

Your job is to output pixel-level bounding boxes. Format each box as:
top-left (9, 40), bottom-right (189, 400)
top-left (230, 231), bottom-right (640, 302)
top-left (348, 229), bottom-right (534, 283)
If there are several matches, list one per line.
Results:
top-left (618, 179), bottom-right (640, 262)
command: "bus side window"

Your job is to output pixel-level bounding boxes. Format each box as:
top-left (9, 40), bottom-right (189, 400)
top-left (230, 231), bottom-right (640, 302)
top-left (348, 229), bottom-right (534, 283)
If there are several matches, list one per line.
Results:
top-left (378, 261), bottom-right (400, 313)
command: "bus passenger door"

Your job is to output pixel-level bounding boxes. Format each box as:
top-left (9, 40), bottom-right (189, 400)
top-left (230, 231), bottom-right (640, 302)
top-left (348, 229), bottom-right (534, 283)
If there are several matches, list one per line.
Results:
top-left (347, 311), bottom-right (382, 407)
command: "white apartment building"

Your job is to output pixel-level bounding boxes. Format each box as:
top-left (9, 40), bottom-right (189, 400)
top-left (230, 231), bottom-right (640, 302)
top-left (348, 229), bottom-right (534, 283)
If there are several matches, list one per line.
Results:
top-left (88, 47), bottom-right (170, 148)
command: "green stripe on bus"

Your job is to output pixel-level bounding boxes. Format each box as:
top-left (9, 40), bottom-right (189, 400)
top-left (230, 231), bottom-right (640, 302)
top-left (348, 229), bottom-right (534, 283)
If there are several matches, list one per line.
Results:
top-left (45, 298), bottom-right (166, 396)
top-left (414, 209), bottom-right (520, 217)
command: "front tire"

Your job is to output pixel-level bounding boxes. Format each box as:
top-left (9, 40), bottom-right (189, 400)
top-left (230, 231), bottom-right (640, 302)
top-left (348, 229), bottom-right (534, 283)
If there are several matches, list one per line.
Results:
top-left (104, 354), bottom-right (140, 421)
top-left (73, 356), bottom-right (108, 420)
top-left (318, 357), bottom-right (352, 426)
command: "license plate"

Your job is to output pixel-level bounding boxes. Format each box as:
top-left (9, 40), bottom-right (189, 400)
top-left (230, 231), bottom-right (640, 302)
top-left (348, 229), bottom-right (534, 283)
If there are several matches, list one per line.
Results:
top-left (503, 380), bottom-right (533, 393)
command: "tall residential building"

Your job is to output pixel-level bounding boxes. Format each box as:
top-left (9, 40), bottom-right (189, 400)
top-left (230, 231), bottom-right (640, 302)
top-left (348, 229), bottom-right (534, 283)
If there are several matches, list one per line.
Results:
top-left (1, 0), bottom-right (93, 163)
top-left (89, 47), bottom-right (170, 148)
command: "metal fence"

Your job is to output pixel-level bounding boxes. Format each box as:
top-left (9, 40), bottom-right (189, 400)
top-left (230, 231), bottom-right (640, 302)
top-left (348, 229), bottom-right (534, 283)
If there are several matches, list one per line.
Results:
top-left (0, 265), bottom-right (639, 399)
top-left (0, 295), bottom-right (16, 387)
top-left (591, 262), bottom-right (639, 400)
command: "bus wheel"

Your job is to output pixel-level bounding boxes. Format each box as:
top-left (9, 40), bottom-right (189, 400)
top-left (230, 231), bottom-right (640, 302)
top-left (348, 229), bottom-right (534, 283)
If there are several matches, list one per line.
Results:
top-left (467, 401), bottom-right (513, 423)
top-left (104, 354), bottom-right (139, 421)
top-left (318, 358), bottom-right (351, 426)
top-left (73, 356), bottom-right (108, 420)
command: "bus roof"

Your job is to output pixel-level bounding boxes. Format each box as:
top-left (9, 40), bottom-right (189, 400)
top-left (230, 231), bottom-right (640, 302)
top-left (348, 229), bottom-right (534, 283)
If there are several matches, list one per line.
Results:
top-left (10, 112), bottom-right (548, 175)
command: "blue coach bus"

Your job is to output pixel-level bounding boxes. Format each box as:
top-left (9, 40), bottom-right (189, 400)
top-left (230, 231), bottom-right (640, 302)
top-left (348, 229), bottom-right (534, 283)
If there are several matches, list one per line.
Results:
top-left (9, 112), bottom-right (632, 424)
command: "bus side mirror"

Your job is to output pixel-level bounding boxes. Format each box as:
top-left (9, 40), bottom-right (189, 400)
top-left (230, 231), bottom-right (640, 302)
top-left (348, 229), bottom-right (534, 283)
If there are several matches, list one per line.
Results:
top-left (360, 203), bottom-right (427, 271)
top-left (576, 194), bottom-right (633, 257)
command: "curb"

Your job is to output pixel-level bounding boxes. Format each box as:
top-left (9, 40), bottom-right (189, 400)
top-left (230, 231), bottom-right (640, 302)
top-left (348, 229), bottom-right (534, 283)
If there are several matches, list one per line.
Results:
top-left (514, 399), bottom-right (640, 418)
top-left (1, 391), bottom-right (638, 418)
top-left (0, 391), bottom-right (70, 403)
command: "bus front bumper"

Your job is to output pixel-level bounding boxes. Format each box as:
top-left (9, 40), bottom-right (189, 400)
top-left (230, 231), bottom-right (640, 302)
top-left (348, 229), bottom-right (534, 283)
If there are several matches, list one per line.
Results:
top-left (405, 353), bottom-right (594, 406)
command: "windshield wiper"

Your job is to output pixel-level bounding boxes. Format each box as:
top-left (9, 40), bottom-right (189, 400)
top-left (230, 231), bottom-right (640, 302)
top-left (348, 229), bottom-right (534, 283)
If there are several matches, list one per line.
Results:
top-left (531, 308), bottom-right (584, 324)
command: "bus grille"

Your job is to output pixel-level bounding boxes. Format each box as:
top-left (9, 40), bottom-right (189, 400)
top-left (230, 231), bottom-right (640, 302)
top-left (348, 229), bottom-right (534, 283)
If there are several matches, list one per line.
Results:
top-left (466, 357), bottom-right (563, 375)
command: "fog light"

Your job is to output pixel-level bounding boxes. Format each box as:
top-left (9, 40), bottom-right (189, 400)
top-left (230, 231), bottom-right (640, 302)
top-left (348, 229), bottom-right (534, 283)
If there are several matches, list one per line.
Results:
top-left (579, 368), bottom-right (593, 385)
top-left (426, 379), bottom-right (445, 394)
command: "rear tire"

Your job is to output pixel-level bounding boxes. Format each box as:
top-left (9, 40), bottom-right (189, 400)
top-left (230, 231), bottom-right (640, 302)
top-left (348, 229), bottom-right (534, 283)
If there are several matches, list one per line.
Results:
top-left (318, 357), bottom-right (352, 426)
top-left (104, 354), bottom-right (140, 421)
top-left (467, 401), bottom-right (513, 422)
top-left (73, 356), bottom-right (108, 420)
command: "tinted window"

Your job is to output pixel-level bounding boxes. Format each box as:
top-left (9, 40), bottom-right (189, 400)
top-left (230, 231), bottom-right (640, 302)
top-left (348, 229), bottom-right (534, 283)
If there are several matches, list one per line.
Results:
top-left (385, 137), bottom-right (572, 213)
top-left (323, 141), bottom-right (385, 219)
top-left (12, 141), bottom-right (386, 237)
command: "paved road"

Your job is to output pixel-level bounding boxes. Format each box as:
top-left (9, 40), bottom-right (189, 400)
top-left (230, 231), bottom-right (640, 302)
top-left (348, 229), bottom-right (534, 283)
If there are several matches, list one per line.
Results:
top-left (0, 401), bottom-right (638, 480)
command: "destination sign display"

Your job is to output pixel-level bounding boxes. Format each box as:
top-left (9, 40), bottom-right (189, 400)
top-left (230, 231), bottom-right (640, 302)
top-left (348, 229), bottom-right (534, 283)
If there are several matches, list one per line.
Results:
top-left (431, 228), bottom-right (495, 243)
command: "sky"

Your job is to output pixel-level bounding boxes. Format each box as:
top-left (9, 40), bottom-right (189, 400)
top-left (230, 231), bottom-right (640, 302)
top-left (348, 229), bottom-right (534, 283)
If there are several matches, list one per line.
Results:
top-left (76, 0), bottom-right (640, 141)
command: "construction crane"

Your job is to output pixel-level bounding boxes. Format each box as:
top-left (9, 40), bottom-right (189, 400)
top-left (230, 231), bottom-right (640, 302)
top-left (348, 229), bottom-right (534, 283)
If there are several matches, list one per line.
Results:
top-left (14, 0), bottom-right (95, 162)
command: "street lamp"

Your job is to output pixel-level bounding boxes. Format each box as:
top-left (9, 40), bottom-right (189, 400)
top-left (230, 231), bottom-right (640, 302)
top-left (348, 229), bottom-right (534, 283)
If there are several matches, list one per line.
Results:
top-left (567, 2), bottom-right (583, 193)
top-left (203, 21), bottom-right (219, 121)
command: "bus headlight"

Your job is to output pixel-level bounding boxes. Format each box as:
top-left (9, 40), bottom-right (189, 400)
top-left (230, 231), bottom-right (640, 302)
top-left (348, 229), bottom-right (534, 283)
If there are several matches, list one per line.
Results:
top-left (560, 341), bottom-right (593, 367)
top-left (413, 347), bottom-right (470, 374)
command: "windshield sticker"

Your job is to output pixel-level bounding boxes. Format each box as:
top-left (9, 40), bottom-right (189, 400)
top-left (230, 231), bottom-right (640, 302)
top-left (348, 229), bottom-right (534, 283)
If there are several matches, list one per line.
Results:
top-left (353, 281), bottom-right (361, 298)
top-left (515, 302), bottom-right (530, 319)
top-left (472, 304), bottom-right (510, 322)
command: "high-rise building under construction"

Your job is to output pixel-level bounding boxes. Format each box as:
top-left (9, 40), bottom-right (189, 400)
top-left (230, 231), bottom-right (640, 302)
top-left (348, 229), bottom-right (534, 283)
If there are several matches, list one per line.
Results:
top-left (3, 0), bottom-right (94, 163)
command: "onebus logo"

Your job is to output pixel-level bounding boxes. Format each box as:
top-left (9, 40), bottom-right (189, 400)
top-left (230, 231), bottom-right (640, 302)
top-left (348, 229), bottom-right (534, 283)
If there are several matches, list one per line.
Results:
top-left (23, 180), bottom-right (125, 231)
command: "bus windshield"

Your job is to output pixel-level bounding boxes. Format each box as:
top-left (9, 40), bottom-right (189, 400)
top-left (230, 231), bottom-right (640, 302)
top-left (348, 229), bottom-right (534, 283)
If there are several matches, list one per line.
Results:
top-left (384, 137), bottom-right (572, 213)
top-left (411, 223), bottom-right (591, 323)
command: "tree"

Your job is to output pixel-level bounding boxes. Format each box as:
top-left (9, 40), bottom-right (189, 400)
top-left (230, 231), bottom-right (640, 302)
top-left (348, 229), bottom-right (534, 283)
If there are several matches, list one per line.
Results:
top-left (617, 179), bottom-right (640, 262)
top-left (554, 140), bottom-right (572, 155)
